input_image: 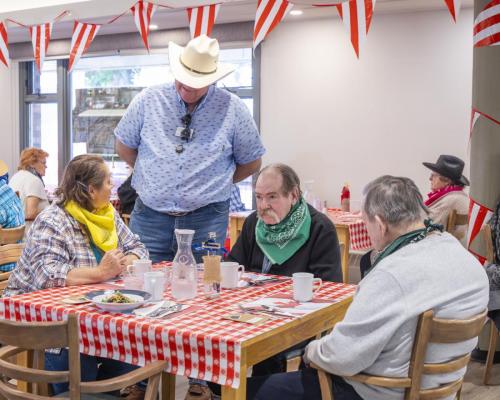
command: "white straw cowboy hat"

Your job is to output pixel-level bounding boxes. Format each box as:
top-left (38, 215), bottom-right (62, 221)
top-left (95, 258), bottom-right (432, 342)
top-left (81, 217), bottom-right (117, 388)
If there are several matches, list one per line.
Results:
top-left (168, 35), bottom-right (235, 89)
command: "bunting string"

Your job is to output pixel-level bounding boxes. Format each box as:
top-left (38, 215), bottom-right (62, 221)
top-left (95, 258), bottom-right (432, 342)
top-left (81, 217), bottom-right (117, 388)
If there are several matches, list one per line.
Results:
top-left (0, 0), bottom-right (490, 71)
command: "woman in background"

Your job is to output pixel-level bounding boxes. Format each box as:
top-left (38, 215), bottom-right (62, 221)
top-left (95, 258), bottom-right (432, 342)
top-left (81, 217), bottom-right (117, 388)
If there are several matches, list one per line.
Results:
top-left (9, 148), bottom-right (50, 229)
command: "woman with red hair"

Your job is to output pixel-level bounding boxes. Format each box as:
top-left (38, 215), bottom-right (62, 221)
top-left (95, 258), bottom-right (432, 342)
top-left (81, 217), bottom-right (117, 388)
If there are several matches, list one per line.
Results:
top-left (9, 148), bottom-right (50, 229)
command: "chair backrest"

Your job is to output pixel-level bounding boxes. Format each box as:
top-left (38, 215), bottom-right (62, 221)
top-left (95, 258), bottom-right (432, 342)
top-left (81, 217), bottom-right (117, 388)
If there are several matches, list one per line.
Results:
top-left (404, 309), bottom-right (487, 400)
top-left (334, 225), bottom-right (350, 283)
top-left (343, 309), bottom-right (487, 400)
top-left (0, 225), bottom-right (25, 245)
top-left (483, 224), bottom-right (494, 264)
top-left (0, 243), bottom-right (24, 266)
top-left (446, 210), bottom-right (468, 235)
top-left (0, 243), bottom-right (24, 293)
top-left (0, 313), bottom-right (81, 400)
top-left (121, 213), bottom-right (131, 227)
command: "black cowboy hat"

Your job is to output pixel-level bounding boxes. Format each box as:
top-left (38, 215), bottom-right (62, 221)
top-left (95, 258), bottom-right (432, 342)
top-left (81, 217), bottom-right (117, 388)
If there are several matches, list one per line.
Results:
top-left (423, 155), bottom-right (470, 186)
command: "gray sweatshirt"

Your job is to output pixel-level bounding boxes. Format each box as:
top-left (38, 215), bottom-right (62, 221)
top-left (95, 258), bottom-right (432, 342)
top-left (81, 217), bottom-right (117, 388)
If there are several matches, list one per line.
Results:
top-left (305, 232), bottom-right (489, 400)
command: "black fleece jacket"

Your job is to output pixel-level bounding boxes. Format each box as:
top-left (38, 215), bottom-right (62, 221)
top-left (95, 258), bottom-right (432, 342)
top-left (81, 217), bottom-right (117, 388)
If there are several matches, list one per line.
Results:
top-left (228, 204), bottom-right (342, 282)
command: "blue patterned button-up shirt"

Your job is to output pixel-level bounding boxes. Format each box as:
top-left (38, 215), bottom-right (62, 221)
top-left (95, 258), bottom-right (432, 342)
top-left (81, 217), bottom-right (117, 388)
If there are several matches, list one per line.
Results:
top-left (0, 180), bottom-right (25, 272)
top-left (114, 83), bottom-right (265, 213)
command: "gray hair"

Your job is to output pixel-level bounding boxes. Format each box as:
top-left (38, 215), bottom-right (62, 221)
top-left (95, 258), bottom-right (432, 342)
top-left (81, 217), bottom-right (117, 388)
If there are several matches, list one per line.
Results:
top-left (362, 175), bottom-right (428, 226)
top-left (257, 163), bottom-right (302, 197)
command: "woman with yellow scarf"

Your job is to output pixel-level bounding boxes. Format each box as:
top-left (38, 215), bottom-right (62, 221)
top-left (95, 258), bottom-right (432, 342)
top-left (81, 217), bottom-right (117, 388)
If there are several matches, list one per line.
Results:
top-left (4, 154), bottom-right (149, 396)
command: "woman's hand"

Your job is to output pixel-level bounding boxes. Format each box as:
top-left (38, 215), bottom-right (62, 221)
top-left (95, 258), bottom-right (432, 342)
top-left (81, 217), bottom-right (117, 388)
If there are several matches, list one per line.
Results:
top-left (66, 249), bottom-right (126, 286)
top-left (98, 249), bottom-right (126, 280)
top-left (121, 254), bottom-right (140, 269)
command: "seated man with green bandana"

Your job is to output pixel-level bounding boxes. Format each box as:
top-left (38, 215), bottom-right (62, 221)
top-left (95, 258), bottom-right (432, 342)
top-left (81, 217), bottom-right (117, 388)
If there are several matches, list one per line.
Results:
top-left (227, 163), bottom-right (342, 377)
top-left (228, 163), bottom-right (341, 281)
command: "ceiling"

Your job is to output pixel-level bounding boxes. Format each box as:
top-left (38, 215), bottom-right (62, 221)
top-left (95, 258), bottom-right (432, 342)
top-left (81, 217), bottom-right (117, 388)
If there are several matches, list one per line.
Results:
top-left (2, 0), bottom-right (474, 44)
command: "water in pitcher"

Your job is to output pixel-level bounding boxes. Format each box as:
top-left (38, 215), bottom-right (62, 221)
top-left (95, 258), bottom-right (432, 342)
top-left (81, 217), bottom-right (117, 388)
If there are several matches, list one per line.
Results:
top-left (171, 229), bottom-right (198, 301)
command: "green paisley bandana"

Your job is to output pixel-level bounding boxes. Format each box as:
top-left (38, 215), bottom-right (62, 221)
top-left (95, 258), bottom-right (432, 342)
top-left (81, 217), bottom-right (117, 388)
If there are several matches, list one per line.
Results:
top-left (255, 197), bottom-right (312, 265)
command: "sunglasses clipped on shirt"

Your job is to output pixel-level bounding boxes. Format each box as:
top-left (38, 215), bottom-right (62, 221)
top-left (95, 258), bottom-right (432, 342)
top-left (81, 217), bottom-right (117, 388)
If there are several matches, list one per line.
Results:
top-left (175, 113), bottom-right (194, 154)
top-left (180, 113), bottom-right (193, 141)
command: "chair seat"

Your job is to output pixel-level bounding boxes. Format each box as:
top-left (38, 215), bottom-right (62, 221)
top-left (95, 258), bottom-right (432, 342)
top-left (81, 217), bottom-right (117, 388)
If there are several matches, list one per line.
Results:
top-left (56, 392), bottom-right (118, 399)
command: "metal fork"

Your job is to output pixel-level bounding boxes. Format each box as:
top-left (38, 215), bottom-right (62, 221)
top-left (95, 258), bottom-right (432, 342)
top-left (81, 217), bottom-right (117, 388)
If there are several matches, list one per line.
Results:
top-left (149, 303), bottom-right (182, 318)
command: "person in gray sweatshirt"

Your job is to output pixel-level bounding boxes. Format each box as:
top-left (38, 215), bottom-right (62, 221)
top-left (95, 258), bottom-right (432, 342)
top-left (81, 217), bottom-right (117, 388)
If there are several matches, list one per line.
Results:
top-left (247, 175), bottom-right (489, 400)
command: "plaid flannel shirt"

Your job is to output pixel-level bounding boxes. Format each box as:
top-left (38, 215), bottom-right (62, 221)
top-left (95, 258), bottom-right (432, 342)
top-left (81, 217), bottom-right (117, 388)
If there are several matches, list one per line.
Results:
top-left (4, 204), bottom-right (148, 297)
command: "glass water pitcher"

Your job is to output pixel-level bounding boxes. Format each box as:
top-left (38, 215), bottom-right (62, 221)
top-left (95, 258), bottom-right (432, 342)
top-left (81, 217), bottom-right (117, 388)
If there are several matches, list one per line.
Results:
top-left (171, 229), bottom-right (198, 301)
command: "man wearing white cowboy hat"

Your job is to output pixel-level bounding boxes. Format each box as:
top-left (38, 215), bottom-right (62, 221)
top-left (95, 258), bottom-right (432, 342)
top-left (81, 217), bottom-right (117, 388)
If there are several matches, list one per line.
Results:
top-left (115, 35), bottom-right (264, 265)
top-left (0, 159), bottom-right (25, 272)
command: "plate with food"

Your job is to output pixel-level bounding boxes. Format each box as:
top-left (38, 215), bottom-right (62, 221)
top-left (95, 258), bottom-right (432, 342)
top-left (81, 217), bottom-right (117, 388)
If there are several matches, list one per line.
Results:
top-left (85, 289), bottom-right (151, 312)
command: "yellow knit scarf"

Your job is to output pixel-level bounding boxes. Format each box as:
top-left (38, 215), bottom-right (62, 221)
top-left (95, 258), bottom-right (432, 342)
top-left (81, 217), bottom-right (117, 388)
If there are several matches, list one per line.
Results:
top-left (64, 200), bottom-right (118, 252)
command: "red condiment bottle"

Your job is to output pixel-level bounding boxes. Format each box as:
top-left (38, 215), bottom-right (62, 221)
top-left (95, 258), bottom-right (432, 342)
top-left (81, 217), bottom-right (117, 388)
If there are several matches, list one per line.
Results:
top-left (341, 184), bottom-right (350, 212)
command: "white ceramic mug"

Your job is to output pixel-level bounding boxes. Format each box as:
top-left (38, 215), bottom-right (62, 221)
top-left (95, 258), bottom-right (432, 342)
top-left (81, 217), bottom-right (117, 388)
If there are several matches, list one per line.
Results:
top-left (292, 272), bottom-right (322, 302)
top-left (127, 259), bottom-right (152, 277)
top-left (143, 271), bottom-right (166, 302)
top-left (220, 262), bottom-right (245, 289)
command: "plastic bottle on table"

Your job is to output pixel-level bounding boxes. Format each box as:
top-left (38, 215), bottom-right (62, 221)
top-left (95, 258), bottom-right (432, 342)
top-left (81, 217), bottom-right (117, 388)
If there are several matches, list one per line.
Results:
top-left (341, 183), bottom-right (350, 212)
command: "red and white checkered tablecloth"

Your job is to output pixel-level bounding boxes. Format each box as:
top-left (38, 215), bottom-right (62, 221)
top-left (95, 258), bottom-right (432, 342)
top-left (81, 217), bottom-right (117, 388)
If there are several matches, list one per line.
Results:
top-left (0, 273), bottom-right (355, 389)
top-left (328, 210), bottom-right (372, 251)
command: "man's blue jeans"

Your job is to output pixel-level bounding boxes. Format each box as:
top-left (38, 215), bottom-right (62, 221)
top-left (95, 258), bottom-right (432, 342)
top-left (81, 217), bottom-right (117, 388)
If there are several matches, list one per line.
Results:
top-left (45, 350), bottom-right (138, 395)
top-left (129, 198), bottom-right (230, 263)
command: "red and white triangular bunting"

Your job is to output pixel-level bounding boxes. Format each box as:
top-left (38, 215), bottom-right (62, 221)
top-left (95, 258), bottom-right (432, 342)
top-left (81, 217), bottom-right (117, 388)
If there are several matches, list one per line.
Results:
top-left (473, 0), bottom-right (500, 48)
top-left (68, 22), bottom-right (100, 72)
top-left (469, 249), bottom-right (489, 266)
top-left (131, 0), bottom-right (157, 51)
top-left (0, 22), bottom-right (9, 67)
top-left (467, 198), bottom-right (493, 249)
top-left (444, 0), bottom-right (461, 22)
top-left (187, 4), bottom-right (221, 38)
top-left (29, 22), bottom-right (53, 71)
top-left (335, 0), bottom-right (377, 58)
top-left (253, 0), bottom-right (294, 49)
top-left (470, 107), bottom-right (500, 138)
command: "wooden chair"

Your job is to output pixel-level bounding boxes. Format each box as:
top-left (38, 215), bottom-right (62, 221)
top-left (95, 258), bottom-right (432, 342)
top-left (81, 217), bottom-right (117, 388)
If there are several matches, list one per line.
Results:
top-left (334, 225), bottom-right (350, 283)
top-left (121, 214), bottom-right (131, 227)
top-left (0, 225), bottom-right (25, 245)
top-left (312, 309), bottom-right (487, 400)
top-left (0, 313), bottom-right (167, 399)
top-left (446, 210), bottom-right (468, 237)
top-left (482, 224), bottom-right (499, 385)
top-left (0, 244), bottom-right (24, 293)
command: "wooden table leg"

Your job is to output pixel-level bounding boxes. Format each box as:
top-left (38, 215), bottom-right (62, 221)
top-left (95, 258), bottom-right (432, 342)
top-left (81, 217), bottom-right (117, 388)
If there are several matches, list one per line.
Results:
top-left (161, 371), bottom-right (175, 400)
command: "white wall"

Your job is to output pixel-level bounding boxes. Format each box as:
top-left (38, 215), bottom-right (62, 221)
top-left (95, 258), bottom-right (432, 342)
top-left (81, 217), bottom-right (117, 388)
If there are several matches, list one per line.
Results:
top-left (260, 8), bottom-right (473, 209)
top-left (0, 63), bottom-right (19, 175)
